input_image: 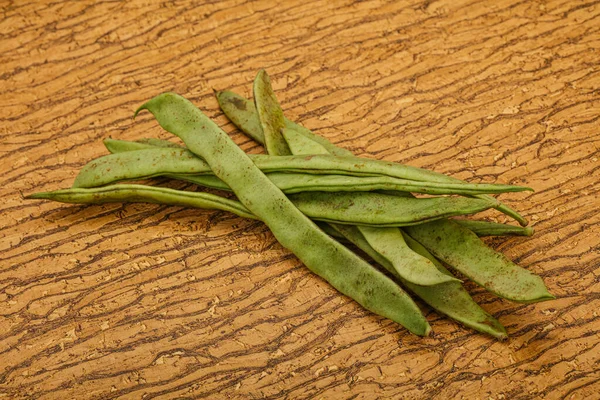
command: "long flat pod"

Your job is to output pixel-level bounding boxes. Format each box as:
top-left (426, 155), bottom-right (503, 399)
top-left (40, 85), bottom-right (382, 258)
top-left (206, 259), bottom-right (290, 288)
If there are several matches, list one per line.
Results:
top-left (274, 126), bottom-right (467, 286)
top-left (289, 191), bottom-right (496, 227)
top-left (27, 184), bottom-right (496, 229)
top-left (73, 148), bottom-right (529, 196)
top-left (26, 184), bottom-right (258, 220)
top-left (403, 220), bottom-right (553, 302)
top-left (135, 93), bottom-right (431, 336)
top-left (219, 84), bottom-right (551, 324)
top-left (100, 141), bottom-right (523, 198)
top-left (217, 90), bottom-right (529, 226)
top-left (331, 224), bottom-right (508, 339)
top-left (253, 70), bottom-right (291, 156)
top-left (454, 220), bottom-right (534, 237)
top-left (217, 90), bottom-right (351, 156)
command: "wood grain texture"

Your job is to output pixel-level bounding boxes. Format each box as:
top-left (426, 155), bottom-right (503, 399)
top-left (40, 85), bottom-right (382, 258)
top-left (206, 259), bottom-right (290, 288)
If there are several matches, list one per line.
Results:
top-left (1, 0), bottom-right (599, 398)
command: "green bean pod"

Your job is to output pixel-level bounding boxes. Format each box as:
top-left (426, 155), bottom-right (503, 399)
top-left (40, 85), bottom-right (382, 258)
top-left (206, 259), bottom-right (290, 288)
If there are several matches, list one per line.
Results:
top-left (135, 92), bottom-right (431, 336)
top-left (219, 83), bottom-right (552, 329)
top-left (26, 185), bottom-right (498, 229)
top-left (454, 220), bottom-right (534, 237)
top-left (287, 114), bottom-right (550, 302)
top-left (403, 220), bottom-right (553, 303)
top-left (73, 148), bottom-right (530, 196)
top-left (217, 90), bottom-right (351, 156)
top-left (254, 69), bottom-right (291, 156)
top-left (331, 224), bottom-right (508, 339)
top-left (288, 191), bottom-right (497, 227)
top-left (257, 94), bottom-right (547, 302)
top-left (26, 184), bottom-right (258, 220)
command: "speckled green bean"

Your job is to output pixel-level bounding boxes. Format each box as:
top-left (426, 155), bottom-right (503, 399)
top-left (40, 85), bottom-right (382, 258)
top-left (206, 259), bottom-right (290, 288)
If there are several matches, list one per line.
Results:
top-left (73, 148), bottom-right (530, 196)
top-left (221, 82), bottom-right (551, 314)
top-left (217, 90), bottom-right (529, 226)
top-left (454, 220), bottom-right (535, 237)
top-left (403, 220), bottom-right (553, 302)
top-left (217, 90), bottom-right (351, 156)
top-left (27, 185), bottom-right (501, 229)
top-left (273, 103), bottom-right (551, 302)
top-left (103, 137), bottom-right (181, 152)
top-left (135, 92), bottom-right (431, 336)
top-left (278, 123), bottom-right (550, 301)
top-left (254, 69), bottom-right (292, 156)
top-left (26, 184), bottom-right (258, 220)
top-left (99, 142), bottom-right (521, 199)
top-left (287, 191), bottom-right (496, 227)
top-left (331, 224), bottom-right (508, 339)
top-left (258, 91), bottom-right (507, 339)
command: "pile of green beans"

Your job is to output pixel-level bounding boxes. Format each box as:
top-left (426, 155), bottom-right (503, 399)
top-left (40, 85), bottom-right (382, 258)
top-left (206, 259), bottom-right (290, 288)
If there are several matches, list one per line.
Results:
top-left (26, 70), bottom-right (553, 339)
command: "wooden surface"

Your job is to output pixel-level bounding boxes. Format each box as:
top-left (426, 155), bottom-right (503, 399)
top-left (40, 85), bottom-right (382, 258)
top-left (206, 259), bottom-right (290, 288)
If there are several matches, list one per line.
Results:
top-left (2, 0), bottom-right (599, 399)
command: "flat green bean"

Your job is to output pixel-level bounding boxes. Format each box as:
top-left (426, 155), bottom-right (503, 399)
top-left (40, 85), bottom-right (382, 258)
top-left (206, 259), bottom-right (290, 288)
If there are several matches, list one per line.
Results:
top-left (254, 69), bottom-right (291, 156)
top-left (288, 191), bottom-right (497, 227)
top-left (275, 111), bottom-right (551, 302)
top-left (136, 92), bottom-right (431, 335)
top-left (73, 148), bottom-right (530, 196)
top-left (331, 224), bottom-right (508, 339)
top-left (278, 122), bottom-right (550, 301)
top-left (217, 90), bottom-right (351, 156)
top-left (104, 137), bottom-right (181, 152)
top-left (454, 220), bottom-right (534, 237)
top-left (101, 141), bottom-right (521, 199)
top-left (26, 184), bottom-right (258, 220)
top-left (217, 90), bottom-right (529, 226)
top-left (27, 185), bottom-right (499, 229)
top-left (403, 220), bottom-right (553, 302)
top-left (282, 127), bottom-right (331, 155)
top-left (220, 83), bottom-right (551, 327)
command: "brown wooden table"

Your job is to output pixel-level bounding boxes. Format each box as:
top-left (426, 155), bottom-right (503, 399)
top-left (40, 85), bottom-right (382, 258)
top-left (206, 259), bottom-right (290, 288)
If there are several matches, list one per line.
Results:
top-left (2, 1), bottom-right (599, 399)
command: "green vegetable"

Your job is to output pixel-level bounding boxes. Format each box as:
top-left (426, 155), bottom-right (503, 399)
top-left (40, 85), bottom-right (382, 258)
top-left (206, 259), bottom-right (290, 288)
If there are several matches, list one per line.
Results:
top-left (217, 90), bottom-right (529, 226)
top-left (26, 184), bottom-right (257, 220)
top-left (253, 69), bottom-right (291, 156)
top-left (218, 84), bottom-right (551, 333)
top-left (73, 148), bottom-right (531, 196)
top-left (454, 220), bottom-right (534, 237)
top-left (253, 72), bottom-right (457, 288)
top-left (217, 89), bottom-right (350, 156)
top-left (331, 224), bottom-right (508, 339)
top-left (403, 220), bottom-right (553, 302)
top-left (218, 90), bottom-right (550, 302)
top-left (135, 92), bottom-right (431, 336)
top-left (26, 185), bottom-right (497, 229)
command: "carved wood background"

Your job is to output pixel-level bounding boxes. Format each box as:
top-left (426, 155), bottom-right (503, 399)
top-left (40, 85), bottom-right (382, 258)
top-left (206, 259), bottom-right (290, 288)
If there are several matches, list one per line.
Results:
top-left (1, 0), bottom-right (599, 398)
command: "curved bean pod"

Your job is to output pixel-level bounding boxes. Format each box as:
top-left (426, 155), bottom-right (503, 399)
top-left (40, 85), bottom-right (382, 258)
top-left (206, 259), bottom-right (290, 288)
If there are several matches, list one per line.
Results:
top-left (26, 184), bottom-right (258, 220)
top-left (217, 90), bottom-right (351, 156)
top-left (136, 92), bottom-right (431, 335)
top-left (403, 220), bottom-right (553, 303)
top-left (288, 191), bottom-right (497, 227)
top-left (278, 122), bottom-right (550, 301)
top-left (223, 81), bottom-right (551, 322)
top-left (331, 224), bottom-right (508, 339)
